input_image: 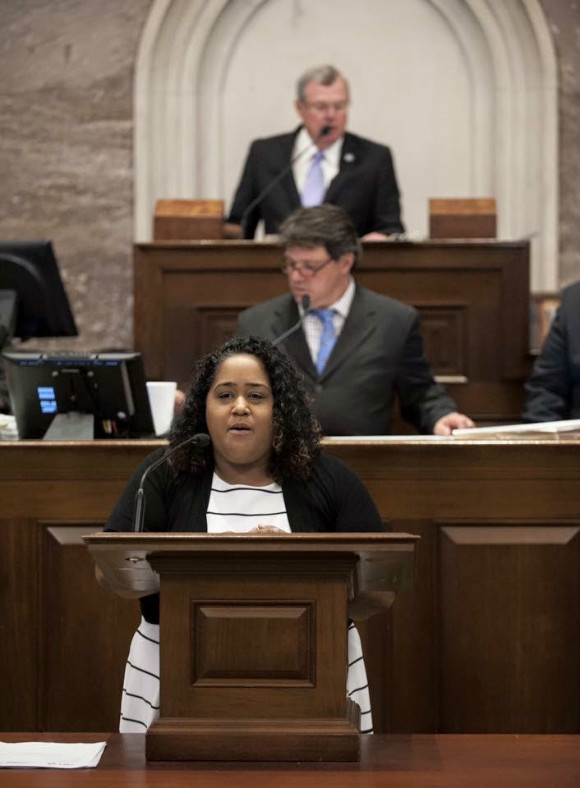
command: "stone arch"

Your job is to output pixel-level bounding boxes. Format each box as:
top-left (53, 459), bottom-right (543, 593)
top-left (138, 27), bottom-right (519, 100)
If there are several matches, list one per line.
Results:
top-left (134, 0), bottom-right (557, 290)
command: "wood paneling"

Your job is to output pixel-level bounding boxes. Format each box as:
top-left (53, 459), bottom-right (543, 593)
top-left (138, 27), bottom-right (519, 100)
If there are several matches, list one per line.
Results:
top-left (0, 518), bottom-right (39, 729)
top-left (193, 603), bottom-right (314, 684)
top-left (0, 438), bottom-right (578, 734)
top-left (419, 307), bottom-right (466, 375)
top-left (439, 523), bottom-right (580, 732)
top-left (41, 525), bottom-right (140, 731)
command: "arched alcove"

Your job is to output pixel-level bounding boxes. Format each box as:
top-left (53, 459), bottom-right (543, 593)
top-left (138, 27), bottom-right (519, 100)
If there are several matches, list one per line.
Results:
top-left (134, 0), bottom-right (557, 291)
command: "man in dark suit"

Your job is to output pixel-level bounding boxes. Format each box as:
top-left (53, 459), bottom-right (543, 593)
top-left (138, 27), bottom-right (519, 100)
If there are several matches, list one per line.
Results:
top-left (522, 281), bottom-right (580, 422)
top-left (237, 205), bottom-right (474, 436)
top-left (227, 65), bottom-right (404, 240)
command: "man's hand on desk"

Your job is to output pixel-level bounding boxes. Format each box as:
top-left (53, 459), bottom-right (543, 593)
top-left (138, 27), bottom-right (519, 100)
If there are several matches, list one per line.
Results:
top-left (361, 231), bottom-right (391, 242)
top-left (433, 412), bottom-right (475, 436)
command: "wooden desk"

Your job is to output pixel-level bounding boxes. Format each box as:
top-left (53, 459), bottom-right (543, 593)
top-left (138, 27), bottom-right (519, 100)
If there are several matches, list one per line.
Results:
top-left (1, 733), bottom-right (578, 787)
top-left (134, 239), bottom-right (530, 425)
top-left (0, 438), bottom-right (578, 735)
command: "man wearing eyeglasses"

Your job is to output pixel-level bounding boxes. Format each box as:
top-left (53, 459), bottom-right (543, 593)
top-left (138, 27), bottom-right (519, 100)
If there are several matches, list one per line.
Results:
top-left (237, 205), bottom-right (474, 436)
top-left (227, 64), bottom-right (404, 241)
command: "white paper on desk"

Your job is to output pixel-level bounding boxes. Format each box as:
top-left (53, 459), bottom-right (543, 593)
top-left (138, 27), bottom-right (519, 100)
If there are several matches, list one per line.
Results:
top-left (452, 419), bottom-right (580, 436)
top-left (0, 414), bottom-right (18, 440)
top-left (324, 434), bottom-right (447, 442)
top-left (0, 741), bottom-right (107, 769)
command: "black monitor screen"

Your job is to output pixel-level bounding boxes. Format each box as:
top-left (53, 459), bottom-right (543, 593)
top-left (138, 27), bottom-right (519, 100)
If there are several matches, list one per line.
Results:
top-left (2, 350), bottom-right (155, 439)
top-left (0, 240), bottom-right (78, 341)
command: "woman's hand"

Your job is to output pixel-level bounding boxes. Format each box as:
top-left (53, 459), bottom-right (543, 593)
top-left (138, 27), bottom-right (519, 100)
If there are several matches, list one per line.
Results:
top-left (94, 564), bottom-right (157, 599)
top-left (249, 524), bottom-right (288, 534)
top-left (216, 525), bottom-right (288, 535)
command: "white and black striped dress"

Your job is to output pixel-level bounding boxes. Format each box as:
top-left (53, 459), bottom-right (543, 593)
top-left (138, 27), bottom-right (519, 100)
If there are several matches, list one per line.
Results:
top-left (120, 473), bottom-right (373, 734)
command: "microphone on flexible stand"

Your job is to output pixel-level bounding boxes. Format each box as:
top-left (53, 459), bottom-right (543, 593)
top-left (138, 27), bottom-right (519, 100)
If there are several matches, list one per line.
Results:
top-left (240, 126), bottom-right (332, 237)
top-left (272, 294), bottom-right (311, 347)
top-left (133, 432), bottom-right (211, 532)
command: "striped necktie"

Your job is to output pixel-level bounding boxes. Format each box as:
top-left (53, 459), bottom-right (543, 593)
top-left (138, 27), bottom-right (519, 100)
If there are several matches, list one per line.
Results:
top-left (301, 151), bottom-right (325, 207)
top-left (312, 308), bottom-right (337, 375)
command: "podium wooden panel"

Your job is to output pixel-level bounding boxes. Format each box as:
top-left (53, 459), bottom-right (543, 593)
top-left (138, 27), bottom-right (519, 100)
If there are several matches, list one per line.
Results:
top-left (84, 533), bottom-right (417, 761)
top-left (0, 437), bottom-right (578, 736)
top-left (133, 239), bottom-right (530, 426)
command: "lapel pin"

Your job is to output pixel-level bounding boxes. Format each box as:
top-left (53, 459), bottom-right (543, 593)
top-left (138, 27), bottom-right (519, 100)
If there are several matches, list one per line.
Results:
top-left (343, 152), bottom-right (355, 163)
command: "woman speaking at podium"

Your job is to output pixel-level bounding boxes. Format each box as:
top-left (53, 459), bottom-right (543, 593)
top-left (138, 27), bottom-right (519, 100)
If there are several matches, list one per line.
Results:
top-left (100, 336), bottom-right (386, 734)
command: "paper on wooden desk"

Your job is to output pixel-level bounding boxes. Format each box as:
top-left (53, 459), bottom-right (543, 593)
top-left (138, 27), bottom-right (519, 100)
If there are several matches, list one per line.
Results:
top-left (0, 741), bottom-right (106, 769)
top-left (452, 419), bottom-right (580, 436)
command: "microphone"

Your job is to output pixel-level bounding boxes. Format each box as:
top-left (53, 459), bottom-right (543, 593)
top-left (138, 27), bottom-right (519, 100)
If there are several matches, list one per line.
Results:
top-left (272, 294), bottom-right (311, 347)
top-left (240, 126), bottom-right (332, 237)
top-left (133, 432), bottom-right (211, 532)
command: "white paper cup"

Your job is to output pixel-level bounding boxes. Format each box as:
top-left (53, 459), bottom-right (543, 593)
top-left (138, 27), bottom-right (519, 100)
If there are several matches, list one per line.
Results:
top-left (146, 381), bottom-right (177, 436)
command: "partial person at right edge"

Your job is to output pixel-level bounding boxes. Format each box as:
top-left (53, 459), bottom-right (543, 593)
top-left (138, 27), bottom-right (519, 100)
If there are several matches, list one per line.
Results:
top-left (226, 64), bottom-right (404, 241)
top-left (522, 281), bottom-right (580, 422)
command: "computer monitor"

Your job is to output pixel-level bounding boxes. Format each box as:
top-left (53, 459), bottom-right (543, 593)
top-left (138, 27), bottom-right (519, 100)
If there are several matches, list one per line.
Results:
top-left (0, 240), bottom-right (78, 345)
top-left (2, 350), bottom-right (155, 440)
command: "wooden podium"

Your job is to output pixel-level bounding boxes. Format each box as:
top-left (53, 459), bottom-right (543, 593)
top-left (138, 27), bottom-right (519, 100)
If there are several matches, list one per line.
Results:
top-left (84, 532), bottom-right (417, 762)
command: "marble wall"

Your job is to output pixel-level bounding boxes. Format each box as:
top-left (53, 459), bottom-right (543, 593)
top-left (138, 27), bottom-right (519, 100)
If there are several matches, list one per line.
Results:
top-left (548, 0), bottom-right (580, 286)
top-left (0, 0), bottom-right (577, 352)
top-left (0, 0), bottom-right (152, 351)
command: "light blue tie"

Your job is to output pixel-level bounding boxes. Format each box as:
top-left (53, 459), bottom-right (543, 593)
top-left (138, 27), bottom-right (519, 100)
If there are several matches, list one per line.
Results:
top-left (301, 151), bottom-right (325, 207)
top-left (313, 309), bottom-right (337, 375)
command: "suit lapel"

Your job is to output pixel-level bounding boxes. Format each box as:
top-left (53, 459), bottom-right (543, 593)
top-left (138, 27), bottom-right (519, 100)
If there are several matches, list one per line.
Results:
top-left (325, 133), bottom-right (358, 202)
top-left (278, 128), bottom-right (302, 209)
top-left (271, 297), bottom-right (317, 380)
top-left (318, 287), bottom-right (375, 381)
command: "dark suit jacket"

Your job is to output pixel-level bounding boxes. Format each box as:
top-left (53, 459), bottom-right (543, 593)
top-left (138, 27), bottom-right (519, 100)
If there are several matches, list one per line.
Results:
top-left (523, 281), bottom-right (580, 422)
top-left (237, 285), bottom-right (457, 436)
top-left (228, 128), bottom-right (404, 238)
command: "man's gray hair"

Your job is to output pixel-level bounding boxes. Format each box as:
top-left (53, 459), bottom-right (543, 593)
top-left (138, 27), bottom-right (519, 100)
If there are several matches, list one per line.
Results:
top-left (296, 65), bottom-right (349, 103)
top-left (279, 205), bottom-right (362, 263)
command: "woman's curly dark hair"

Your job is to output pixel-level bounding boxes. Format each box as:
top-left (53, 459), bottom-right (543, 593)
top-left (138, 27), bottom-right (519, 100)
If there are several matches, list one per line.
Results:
top-left (167, 336), bottom-right (321, 482)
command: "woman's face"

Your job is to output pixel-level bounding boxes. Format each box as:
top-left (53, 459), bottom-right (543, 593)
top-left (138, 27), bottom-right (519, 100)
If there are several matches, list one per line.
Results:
top-left (205, 354), bottom-right (275, 477)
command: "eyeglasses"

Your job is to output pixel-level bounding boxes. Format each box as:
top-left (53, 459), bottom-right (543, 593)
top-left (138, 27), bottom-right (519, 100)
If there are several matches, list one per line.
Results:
top-left (304, 101), bottom-right (348, 113)
top-left (281, 257), bottom-right (334, 277)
